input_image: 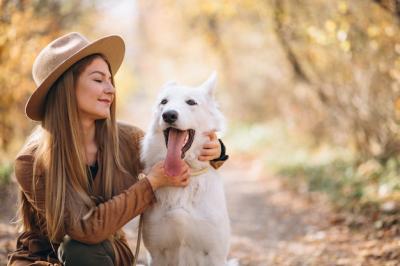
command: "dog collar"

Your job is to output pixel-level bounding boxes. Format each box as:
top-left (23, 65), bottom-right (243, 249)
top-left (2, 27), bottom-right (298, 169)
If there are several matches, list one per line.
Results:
top-left (185, 160), bottom-right (210, 177)
top-left (190, 167), bottom-right (209, 176)
top-left (137, 167), bottom-right (209, 180)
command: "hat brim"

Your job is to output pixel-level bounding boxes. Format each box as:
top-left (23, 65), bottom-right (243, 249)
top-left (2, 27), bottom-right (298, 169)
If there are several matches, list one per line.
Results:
top-left (25, 35), bottom-right (125, 121)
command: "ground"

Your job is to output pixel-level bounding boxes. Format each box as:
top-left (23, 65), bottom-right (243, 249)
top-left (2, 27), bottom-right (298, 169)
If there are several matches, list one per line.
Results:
top-left (1, 157), bottom-right (399, 265)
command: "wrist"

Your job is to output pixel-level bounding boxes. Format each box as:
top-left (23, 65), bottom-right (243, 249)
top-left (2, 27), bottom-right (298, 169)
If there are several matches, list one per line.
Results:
top-left (211, 139), bottom-right (229, 162)
top-left (146, 175), bottom-right (161, 190)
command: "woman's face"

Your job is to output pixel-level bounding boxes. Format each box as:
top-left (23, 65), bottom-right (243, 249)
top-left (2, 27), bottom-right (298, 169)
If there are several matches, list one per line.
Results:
top-left (76, 57), bottom-right (115, 121)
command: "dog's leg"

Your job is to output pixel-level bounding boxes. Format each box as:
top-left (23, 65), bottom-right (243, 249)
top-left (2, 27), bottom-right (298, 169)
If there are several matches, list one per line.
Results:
top-left (205, 253), bottom-right (227, 266)
top-left (148, 250), bottom-right (166, 266)
top-left (156, 247), bottom-right (180, 266)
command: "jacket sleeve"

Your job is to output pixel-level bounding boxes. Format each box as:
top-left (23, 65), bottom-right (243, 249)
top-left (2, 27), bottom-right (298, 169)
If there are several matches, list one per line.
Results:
top-left (14, 153), bottom-right (156, 245)
top-left (66, 177), bottom-right (156, 244)
top-left (65, 126), bottom-right (155, 244)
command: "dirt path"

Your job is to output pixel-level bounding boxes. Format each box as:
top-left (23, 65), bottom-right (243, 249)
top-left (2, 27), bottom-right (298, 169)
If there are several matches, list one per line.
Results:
top-left (225, 159), bottom-right (306, 264)
top-left (126, 157), bottom-right (400, 265)
top-left (217, 158), bottom-right (399, 266)
top-left (220, 157), bottom-right (333, 265)
top-left (124, 157), bottom-right (337, 265)
top-left (1, 157), bottom-right (399, 265)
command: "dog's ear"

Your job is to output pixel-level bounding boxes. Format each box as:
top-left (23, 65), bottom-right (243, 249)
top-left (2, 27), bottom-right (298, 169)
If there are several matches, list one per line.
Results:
top-left (200, 71), bottom-right (217, 97)
top-left (162, 80), bottom-right (177, 89)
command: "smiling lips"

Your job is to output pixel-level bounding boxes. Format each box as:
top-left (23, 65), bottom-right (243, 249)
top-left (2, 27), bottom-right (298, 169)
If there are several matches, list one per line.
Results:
top-left (98, 98), bottom-right (112, 105)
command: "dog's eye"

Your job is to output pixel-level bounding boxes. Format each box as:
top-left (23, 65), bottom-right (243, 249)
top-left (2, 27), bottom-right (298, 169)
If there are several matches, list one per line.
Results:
top-left (160, 99), bottom-right (168, 105)
top-left (186, 99), bottom-right (197, 106)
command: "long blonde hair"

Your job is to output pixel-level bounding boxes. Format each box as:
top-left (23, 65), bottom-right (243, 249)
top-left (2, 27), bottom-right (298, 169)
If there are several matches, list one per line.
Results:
top-left (19, 54), bottom-right (126, 242)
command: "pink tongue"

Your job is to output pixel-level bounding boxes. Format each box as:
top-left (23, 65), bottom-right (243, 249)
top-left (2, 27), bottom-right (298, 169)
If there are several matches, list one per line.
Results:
top-left (165, 129), bottom-right (187, 176)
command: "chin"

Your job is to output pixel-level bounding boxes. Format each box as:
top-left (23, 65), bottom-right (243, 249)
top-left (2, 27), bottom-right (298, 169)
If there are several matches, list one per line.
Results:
top-left (92, 112), bottom-right (111, 120)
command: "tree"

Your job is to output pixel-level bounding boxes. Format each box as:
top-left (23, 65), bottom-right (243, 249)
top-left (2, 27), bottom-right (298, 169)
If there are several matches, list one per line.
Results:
top-left (0, 0), bottom-right (95, 162)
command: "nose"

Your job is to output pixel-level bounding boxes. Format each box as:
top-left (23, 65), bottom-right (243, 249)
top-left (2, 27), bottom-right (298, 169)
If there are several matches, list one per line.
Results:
top-left (104, 81), bottom-right (115, 94)
top-left (162, 110), bottom-right (178, 124)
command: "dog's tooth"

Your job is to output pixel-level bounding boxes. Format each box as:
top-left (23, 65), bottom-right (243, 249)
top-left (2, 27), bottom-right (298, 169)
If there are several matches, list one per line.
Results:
top-left (185, 133), bottom-right (189, 142)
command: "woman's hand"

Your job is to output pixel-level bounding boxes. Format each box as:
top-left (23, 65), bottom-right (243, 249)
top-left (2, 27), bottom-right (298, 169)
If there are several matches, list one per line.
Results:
top-left (146, 161), bottom-right (190, 190)
top-left (198, 131), bottom-right (221, 161)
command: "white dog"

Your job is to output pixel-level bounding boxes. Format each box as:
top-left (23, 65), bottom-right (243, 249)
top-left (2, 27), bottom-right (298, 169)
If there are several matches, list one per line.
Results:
top-left (141, 72), bottom-right (234, 266)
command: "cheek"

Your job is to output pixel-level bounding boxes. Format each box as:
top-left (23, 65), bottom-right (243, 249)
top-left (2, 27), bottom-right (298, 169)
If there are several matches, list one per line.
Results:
top-left (194, 110), bottom-right (214, 129)
top-left (76, 81), bottom-right (103, 112)
top-left (77, 88), bottom-right (94, 108)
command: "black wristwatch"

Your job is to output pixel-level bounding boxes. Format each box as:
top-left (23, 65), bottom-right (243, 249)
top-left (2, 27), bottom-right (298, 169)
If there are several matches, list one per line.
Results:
top-left (212, 139), bottom-right (229, 162)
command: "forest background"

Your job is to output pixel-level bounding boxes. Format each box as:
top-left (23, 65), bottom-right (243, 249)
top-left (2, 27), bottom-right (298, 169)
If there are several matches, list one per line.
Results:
top-left (2, 0), bottom-right (400, 265)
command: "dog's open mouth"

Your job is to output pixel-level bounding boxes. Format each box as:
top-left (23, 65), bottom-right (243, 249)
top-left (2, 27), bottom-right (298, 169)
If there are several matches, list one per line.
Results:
top-left (163, 128), bottom-right (195, 176)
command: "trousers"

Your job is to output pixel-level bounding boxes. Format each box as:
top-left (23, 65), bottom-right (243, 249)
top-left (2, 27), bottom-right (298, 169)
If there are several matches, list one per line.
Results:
top-left (58, 236), bottom-right (115, 266)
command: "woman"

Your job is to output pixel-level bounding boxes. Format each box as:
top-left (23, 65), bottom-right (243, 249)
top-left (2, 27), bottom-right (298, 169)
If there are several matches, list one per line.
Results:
top-left (7, 32), bottom-right (227, 266)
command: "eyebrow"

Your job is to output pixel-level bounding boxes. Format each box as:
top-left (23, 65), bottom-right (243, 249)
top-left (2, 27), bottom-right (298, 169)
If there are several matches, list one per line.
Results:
top-left (89, 71), bottom-right (111, 79)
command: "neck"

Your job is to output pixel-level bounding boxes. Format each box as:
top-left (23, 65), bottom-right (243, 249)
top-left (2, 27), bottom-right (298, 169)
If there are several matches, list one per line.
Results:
top-left (185, 155), bottom-right (209, 171)
top-left (81, 117), bottom-right (95, 144)
top-left (80, 117), bottom-right (97, 165)
top-left (183, 156), bottom-right (210, 176)
top-left (189, 165), bottom-right (210, 176)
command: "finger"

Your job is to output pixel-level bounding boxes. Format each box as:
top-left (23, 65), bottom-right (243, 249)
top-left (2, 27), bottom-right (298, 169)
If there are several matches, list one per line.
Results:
top-left (175, 176), bottom-right (187, 186)
top-left (203, 131), bottom-right (217, 141)
top-left (182, 168), bottom-right (190, 176)
top-left (209, 132), bottom-right (218, 141)
top-left (198, 155), bottom-right (215, 161)
top-left (199, 154), bottom-right (216, 161)
top-left (181, 163), bottom-right (190, 173)
top-left (200, 149), bottom-right (218, 156)
top-left (173, 176), bottom-right (183, 186)
top-left (185, 170), bottom-right (191, 178)
top-left (179, 170), bottom-right (190, 178)
top-left (185, 168), bottom-right (191, 177)
top-left (177, 165), bottom-right (189, 175)
top-left (180, 160), bottom-right (190, 167)
top-left (177, 167), bottom-right (189, 176)
top-left (181, 178), bottom-right (190, 186)
top-left (202, 142), bottom-right (219, 149)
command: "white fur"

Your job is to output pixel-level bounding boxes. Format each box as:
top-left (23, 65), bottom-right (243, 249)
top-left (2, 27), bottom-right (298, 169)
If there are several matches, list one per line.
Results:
top-left (141, 72), bottom-right (233, 266)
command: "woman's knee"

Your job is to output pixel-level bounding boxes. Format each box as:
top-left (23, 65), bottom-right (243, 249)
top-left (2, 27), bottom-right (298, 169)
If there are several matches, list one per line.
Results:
top-left (58, 236), bottom-right (115, 266)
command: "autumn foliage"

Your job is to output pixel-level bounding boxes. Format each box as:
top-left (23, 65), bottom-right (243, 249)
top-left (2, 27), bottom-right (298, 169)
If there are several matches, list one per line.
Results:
top-left (141, 0), bottom-right (400, 161)
top-left (1, 0), bottom-right (400, 200)
top-left (0, 0), bottom-right (96, 162)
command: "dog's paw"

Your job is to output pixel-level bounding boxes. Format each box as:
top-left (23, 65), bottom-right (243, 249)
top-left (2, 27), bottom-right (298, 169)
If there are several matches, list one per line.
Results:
top-left (227, 258), bottom-right (240, 266)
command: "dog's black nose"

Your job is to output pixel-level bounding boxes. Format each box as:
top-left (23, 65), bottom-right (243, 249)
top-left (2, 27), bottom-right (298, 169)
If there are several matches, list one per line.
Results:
top-left (162, 110), bottom-right (178, 124)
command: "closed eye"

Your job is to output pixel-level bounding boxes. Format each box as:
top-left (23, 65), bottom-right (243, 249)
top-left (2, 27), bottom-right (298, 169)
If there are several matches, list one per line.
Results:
top-left (94, 79), bottom-right (102, 83)
top-left (186, 99), bottom-right (197, 106)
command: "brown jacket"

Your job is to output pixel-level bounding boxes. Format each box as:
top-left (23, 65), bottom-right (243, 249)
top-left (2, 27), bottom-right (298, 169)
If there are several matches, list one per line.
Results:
top-left (8, 123), bottom-right (156, 266)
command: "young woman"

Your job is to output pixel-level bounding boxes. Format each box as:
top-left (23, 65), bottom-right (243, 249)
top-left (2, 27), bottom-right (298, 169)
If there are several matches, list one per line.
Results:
top-left (7, 32), bottom-right (227, 266)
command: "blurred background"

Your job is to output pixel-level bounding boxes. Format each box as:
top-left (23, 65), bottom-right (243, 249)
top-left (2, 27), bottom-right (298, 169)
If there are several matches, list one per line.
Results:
top-left (2, 0), bottom-right (400, 265)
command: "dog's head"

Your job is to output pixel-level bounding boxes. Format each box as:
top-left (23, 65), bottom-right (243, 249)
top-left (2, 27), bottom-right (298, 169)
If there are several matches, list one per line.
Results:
top-left (147, 71), bottom-right (225, 175)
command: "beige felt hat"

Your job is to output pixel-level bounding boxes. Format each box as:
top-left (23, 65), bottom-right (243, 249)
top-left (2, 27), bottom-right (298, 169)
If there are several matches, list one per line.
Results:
top-left (26, 32), bottom-right (125, 121)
